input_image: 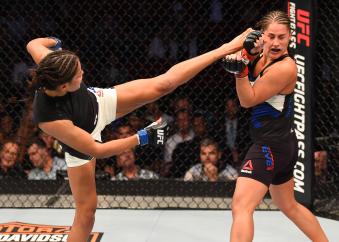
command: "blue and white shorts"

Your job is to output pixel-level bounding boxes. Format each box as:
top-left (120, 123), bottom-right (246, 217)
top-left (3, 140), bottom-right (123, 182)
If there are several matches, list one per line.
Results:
top-left (65, 87), bottom-right (117, 167)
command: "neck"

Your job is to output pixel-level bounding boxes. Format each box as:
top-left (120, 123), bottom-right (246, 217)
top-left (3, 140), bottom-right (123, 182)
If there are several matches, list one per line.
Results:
top-left (44, 88), bottom-right (67, 97)
top-left (263, 51), bottom-right (288, 64)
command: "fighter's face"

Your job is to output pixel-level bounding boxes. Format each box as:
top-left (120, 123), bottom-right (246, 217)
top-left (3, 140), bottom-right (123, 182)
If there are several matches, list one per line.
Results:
top-left (262, 22), bottom-right (291, 59)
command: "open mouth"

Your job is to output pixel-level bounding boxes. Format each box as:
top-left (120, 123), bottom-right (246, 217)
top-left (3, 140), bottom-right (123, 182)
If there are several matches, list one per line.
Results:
top-left (270, 48), bottom-right (281, 54)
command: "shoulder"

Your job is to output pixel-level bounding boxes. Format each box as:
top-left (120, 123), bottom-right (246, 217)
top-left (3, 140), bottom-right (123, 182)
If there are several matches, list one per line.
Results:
top-left (33, 90), bottom-right (48, 108)
top-left (277, 57), bottom-right (297, 86)
top-left (261, 57), bottom-right (296, 86)
top-left (271, 57), bottom-right (296, 76)
top-left (281, 56), bottom-right (297, 71)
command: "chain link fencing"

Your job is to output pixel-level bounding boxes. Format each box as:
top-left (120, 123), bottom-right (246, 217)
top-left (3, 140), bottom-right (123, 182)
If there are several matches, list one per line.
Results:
top-left (0, 0), bottom-right (337, 218)
top-left (312, 0), bottom-right (339, 220)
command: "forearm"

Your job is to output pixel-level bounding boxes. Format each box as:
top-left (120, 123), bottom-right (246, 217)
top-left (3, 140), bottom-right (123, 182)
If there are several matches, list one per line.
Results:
top-left (94, 135), bottom-right (139, 158)
top-left (26, 38), bottom-right (55, 64)
top-left (165, 43), bottom-right (242, 90)
top-left (236, 77), bottom-right (255, 108)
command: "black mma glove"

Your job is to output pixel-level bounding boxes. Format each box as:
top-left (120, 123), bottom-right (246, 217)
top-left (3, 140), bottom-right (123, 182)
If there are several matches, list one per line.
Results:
top-left (221, 54), bottom-right (249, 78)
top-left (243, 30), bottom-right (262, 58)
top-left (47, 36), bottom-right (62, 51)
top-left (137, 118), bottom-right (169, 146)
top-left (222, 30), bottom-right (262, 78)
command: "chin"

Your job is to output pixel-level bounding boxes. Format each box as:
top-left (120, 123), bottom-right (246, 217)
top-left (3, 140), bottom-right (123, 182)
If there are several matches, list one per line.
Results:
top-left (269, 52), bottom-right (282, 58)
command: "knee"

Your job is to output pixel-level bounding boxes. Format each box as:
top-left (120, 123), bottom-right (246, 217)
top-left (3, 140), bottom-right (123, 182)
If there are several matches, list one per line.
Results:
top-left (77, 207), bottom-right (96, 229)
top-left (83, 205), bottom-right (97, 218)
top-left (76, 201), bottom-right (97, 225)
top-left (231, 196), bottom-right (254, 218)
top-left (278, 201), bottom-right (298, 216)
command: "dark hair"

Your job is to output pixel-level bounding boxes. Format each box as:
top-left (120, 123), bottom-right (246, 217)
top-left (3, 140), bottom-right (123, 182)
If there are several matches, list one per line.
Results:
top-left (0, 139), bottom-right (19, 152)
top-left (192, 111), bottom-right (205, 119)
top-left (31, 50), bottom-right (79, 90)
top-left (256, 10), bottom-right (290, 32)
top-left (29, 138), bottom-right (47, 149)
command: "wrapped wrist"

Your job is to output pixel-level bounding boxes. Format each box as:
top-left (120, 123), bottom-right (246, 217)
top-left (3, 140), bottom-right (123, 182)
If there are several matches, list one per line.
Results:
top-left (137, 129), bottom-right (148, 146)
top-left (241, 49), bottom-right (255, 61)
top-left (235, 66), bottom-right (249, 78)
top-left (47, 36), bottom-right (62, 51)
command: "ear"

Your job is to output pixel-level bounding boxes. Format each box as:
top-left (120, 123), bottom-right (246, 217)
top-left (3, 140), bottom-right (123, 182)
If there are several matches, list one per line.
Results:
top-left (60, 83), bottom-right (68, 90)
top-left (55, 83), bottom-right (69, 94)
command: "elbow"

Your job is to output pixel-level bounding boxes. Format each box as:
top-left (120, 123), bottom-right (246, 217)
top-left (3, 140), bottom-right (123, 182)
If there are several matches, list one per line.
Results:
top-left (26, 40), bottom-right (33, 53)
top-left (155, 74), bottom-right (175, 94)
top-left (26, 38), bottom-right (41, 55)
top-left (90, 144), bottom-right (106, 159)
top-left (239, 101), bottom-right (252, 109)
top-left (26, 38), bottom-right (38, 51)
top-left (90, 142), bottom-right (121, 159)
top-left (92, 152), bottom-right (108, 160)
top-left (238, 97), bottom-right (257, 108)
top-left (93, 153), bottom-right (106, 159)
top-left (26, 40), bottom-right (39, 59)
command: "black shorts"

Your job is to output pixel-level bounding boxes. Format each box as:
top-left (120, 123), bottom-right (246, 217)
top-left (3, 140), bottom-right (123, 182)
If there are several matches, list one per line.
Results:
top-left (239, 135), bottom-right (297, 187)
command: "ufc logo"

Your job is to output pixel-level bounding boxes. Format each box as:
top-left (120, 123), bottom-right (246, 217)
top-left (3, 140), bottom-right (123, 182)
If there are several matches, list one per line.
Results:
top-left (156, 130), bottom-right (164, 144)
top-left (297, 9), bottom-right (310, 47)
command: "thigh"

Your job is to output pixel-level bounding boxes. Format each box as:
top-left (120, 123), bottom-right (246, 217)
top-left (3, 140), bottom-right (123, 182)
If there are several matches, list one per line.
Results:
top-left (269, 178), bottom-right (296, 210)
top-left (67, 159), bottom-right (97, 207)
top-left (92, 87), bottom-right (117, 126)
top-left (232, 177), bottom-right (268, 211)
top-left (271, 136), bottom-right (297, 185)
top-left (114, 77), bottom-right (166, 119)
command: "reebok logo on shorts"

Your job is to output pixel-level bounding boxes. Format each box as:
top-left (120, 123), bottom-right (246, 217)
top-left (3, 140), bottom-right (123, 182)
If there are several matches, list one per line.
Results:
top-left (241, 160), bottom-right (253, 174)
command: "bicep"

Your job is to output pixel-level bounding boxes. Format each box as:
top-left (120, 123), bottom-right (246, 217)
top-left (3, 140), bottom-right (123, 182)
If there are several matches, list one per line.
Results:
top-left (26, 39), bottom-right (53, 64)
top-left (39, 120), bottom-right (98, 157)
